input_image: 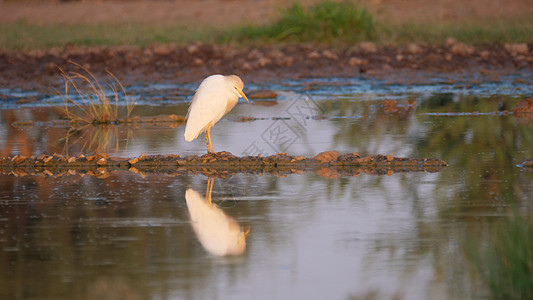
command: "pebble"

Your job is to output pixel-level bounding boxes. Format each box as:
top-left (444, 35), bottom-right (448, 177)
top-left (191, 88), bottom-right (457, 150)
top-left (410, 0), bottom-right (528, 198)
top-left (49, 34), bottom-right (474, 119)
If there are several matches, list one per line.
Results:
top-left (504, 43), bottom-right (529, 56)
top-left (450, 43), bottom-right (475, 55)
top-left (322, 50), bottom-right (339, 60)
top-left (192, 58), bottom-right (204, 66)
top-left (348, 57), bottom-right (366, 66)
top-left (406, 43), bottom-right (423, 54)
top-left (445, 37), bottom-right (458, 47)
top-left (307, 51), bottom-right (321, 59)
top-left (357, 42), bottom-right (377, 53)
top-left (152, 43), bottom-right (175, 56)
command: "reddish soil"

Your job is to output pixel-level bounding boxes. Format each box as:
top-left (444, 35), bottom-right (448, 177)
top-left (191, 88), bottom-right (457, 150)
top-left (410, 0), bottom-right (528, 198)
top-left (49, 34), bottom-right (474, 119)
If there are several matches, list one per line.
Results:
top-left (0, 41), bottom-right (532, 92)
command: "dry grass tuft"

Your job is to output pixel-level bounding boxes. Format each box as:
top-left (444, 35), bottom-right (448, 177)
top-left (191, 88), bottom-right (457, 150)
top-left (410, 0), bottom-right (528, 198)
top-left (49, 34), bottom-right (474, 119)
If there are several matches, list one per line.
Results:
top-left (58, 62), bottom-right (135, 125)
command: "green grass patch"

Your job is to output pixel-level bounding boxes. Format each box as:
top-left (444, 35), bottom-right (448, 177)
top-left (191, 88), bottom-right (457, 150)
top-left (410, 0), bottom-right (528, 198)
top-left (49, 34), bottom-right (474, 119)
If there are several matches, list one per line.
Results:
top-left (378, 18), bottom-right (533, 45)
top-left (0, 1), bottom-right (532, 51)
top-left (0, 21), bottom-right (217, 51)
top-left (219, 1), bottom-right (374, 44)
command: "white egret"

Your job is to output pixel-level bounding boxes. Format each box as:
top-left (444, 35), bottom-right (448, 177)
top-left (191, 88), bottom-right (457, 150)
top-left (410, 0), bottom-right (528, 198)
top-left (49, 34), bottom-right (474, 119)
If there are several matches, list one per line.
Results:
top-left (184, 74), bottom-right (249, 153)
top-left (185, 178), bottom-right (249, 256)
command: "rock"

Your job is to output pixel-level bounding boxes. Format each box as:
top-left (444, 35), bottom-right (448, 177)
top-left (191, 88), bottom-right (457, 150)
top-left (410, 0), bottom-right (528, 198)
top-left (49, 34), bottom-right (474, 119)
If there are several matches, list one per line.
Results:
top-left (267, 50), bottom-right (285, 59)
top-left (241, 62), bottom-right (253, 71)
top-left (192, 58), bottom-right (204, 66)
top-left (280, 56), bottom-right (294, 67)
top-left (307, 50), bottom-right (321, 59)
top-left (256, 57), bottom-right (271, 67)
top-left (357, 42), bottom-right (377, 53)
top-left (512, 97), bottom-right (533, 113)
top-left (187, 44), bottom-right (200, 54)
top-left (96, 153), bottom-right (110, 159)
top-left (450, 43), bottom-right (475, 55)
top-left (338, 152), bottom-right (361, 161)
top-left (152, 43), bottom-right (174, 56)
top-left (348, 57), bottom-right (366, 66)
top-left (480, 50), bottom-right (490, 59)
top-left (504, 43), bottom-right (529, 56)
top-left (45, 62), bottom-right (57, 74)
top-left (445, 37), bottom-right (458, 47)
top-left (406, 43), bottom-right (423, 54)
top-left (314, 151), bottom-right (341, 164)
top-left (247, 49), bottom-right (262, 59)
top-left (322, 50), bottom-right (339, 60)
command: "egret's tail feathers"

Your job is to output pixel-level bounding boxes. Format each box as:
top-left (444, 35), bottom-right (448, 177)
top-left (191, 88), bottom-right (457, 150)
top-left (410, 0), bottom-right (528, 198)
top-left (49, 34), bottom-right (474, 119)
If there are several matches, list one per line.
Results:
top-left (184, 127), bottom-right (200, 142)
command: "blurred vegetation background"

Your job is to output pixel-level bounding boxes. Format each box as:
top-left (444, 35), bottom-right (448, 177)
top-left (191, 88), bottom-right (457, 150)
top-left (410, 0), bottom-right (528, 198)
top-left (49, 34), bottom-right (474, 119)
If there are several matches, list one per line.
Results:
top-left (0, 0), bottom-right (532, 50)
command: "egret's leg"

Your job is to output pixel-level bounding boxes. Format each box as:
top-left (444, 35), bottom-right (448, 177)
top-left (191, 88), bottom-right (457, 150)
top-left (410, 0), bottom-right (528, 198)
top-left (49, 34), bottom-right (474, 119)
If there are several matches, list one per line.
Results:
top-left (207, 126), bottom-right (215, 154)
top-left (206, 177), bottom-right (214, 205)
top-left (204, 126), bottom-right (211, 154)
top-left (205, 177), bottom-right (211, 204)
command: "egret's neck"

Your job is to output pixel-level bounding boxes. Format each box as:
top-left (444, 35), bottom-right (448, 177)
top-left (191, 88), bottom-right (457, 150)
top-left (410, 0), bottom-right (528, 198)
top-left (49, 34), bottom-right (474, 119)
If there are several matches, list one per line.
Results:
top-left (224, 94), bottom-right (239, 115)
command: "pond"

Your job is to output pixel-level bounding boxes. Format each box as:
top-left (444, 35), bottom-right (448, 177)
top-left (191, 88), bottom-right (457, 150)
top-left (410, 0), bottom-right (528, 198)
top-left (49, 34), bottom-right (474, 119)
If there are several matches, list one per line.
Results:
top-left (1, 74), bottom-right (532, 299)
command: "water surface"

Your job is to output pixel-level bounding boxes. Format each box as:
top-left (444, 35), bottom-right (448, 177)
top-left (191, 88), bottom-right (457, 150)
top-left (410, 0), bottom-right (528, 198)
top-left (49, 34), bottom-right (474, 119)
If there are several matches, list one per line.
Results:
top-left (1, 75), bottom-right (532, 299)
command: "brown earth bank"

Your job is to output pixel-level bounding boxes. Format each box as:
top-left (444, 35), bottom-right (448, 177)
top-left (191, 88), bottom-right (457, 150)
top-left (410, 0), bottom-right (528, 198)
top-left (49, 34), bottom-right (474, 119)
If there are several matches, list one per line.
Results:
top-left (0, 151), bottom-right (448, 178)
top-left (1, 41), bottom-right (532, 91)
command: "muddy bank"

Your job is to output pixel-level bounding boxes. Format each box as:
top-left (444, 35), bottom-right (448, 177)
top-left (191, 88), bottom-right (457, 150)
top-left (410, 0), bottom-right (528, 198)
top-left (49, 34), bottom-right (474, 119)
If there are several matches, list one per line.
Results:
top-left (1, 42), bottom-right (531, 91)
top-left (0, 151), bottom-right (447, 178)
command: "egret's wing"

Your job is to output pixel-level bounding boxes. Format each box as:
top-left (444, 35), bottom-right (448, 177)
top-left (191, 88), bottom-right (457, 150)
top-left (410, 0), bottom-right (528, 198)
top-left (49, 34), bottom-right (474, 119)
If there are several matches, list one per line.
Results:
top-left (184, 76), bottom-right (228, 141)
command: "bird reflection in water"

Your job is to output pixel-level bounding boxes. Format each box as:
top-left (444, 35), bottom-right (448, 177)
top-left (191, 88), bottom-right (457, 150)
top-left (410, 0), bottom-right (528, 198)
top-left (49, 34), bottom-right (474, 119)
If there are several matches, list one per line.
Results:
top-left (186, 177), bottom-right (249, 256)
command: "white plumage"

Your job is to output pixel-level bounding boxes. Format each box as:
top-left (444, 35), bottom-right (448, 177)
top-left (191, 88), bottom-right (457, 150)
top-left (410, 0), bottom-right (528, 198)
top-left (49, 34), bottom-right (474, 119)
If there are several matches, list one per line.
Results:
top-left (184, 74), bottom-right (248, 153)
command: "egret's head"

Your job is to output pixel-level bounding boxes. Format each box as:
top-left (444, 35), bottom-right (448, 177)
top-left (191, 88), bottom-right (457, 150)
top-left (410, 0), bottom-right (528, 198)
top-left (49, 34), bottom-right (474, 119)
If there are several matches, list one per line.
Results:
top-left (227, 75), bottom-right (249, 102)
top-left (226, 226), bottom-right (249, 255)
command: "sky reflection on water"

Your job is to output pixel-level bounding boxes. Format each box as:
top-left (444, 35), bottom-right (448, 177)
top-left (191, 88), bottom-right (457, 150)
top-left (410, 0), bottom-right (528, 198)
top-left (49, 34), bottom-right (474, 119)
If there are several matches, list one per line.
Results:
top-left (0, 78), bottom-right (532, 299)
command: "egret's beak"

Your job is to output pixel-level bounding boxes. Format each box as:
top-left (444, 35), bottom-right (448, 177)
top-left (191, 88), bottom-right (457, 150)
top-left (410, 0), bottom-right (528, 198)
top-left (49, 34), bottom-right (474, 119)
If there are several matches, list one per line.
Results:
top-left (238, 89), bottom-right (249, 102)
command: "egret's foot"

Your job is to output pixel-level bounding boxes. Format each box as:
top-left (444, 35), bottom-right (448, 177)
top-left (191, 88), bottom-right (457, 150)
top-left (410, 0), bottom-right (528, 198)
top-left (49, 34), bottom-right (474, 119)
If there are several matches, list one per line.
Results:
top-left (201, 151), bottom-right (227, 158)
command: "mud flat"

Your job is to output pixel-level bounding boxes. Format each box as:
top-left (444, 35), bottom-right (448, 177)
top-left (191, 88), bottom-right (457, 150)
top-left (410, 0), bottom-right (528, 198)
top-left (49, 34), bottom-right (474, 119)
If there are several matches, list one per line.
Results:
top-left (1, 42), bottom-right (531, 92)
top-left (0, 151), bottom-right (447, 178)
